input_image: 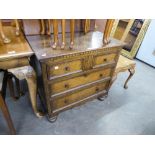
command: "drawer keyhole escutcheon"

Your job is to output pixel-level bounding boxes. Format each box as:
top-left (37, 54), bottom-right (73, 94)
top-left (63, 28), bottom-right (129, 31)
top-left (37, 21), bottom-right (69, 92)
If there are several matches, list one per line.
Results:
top-left (99, 74), bottom-right (103, 78)
top-left (64, 99), bottom-right (68, 104)
top-left (96, 87), bottom-right (99, 92)
top-left (65, 66), bottom-right (70, 71)
top-left (64, 84), bottom-right (69, 88)
top-left (103, 58), bottom-right (107, 62)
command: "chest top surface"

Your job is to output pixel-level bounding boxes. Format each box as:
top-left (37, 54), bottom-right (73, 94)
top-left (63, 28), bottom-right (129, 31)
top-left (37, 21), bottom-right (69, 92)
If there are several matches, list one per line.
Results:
top-left (0, 26), bottom-right (33, 61)
top-left (26, 31), bottom-right (124, 61)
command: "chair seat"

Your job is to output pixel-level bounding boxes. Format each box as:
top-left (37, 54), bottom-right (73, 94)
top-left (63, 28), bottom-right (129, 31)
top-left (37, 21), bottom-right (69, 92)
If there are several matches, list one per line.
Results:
top-left (115, 55), bottom-right (136, 74)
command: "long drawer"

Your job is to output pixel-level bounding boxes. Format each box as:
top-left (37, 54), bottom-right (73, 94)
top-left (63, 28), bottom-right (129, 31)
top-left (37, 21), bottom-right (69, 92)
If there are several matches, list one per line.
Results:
top-left (51, 80), bottom-right (108, 113)
top-left (49, 67), bottom-right (112, 95)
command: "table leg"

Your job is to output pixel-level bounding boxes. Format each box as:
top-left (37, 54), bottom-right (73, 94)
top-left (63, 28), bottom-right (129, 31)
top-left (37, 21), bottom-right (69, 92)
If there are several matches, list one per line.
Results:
top-left (124, 68), bottom-right (135, 89)
top-left (25, 67), bottom-right (44, 118)
top-left (0, 93), bottom-right (16, 135)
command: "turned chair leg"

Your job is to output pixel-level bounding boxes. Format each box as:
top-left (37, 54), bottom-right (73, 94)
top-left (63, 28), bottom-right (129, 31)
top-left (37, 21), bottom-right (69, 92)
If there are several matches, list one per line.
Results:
top-left (52, 19), bottom-right (58, 49)
top-left (61, 19), bottom-right (66, 49)
top-left (124, 68), bottom-right (135, 89)
top-left (0, 20), bottom-right (11, 44)
top-left (70, 19), bottom-right (75, 49)
top-left (14, 19), bottom-right (20, 36)
top-left (40, 19), bottom-right (45, 35)
top-left (47, 19), bottom-right (51, 35)
top-left (84, 19), bottom-right (90, 34)
top-left (0, 93), bottom-right (16, 135)
top-left (103, 19), bottom-right (115, 45)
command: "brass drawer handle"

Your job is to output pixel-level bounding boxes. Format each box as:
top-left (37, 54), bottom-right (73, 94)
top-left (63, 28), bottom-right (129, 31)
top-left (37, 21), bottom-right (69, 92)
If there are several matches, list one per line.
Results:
top-left (99, 73), bottom-right (103, 78)
top-left (96, 87), bottom-right (99, 92)
top-left (84, 73), bottom-right (87, 77)
top-left (64, 99), bottom-right (69, 104)
top-left (64, 66), bottom-right (70, 71)
top-left (64, 84), bottom-right (69, 89)
top-left (103, 58), bottom-right (107, 62)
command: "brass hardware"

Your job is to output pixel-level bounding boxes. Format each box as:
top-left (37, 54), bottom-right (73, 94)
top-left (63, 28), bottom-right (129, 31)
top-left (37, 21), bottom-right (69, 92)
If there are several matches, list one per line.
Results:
top-left (64, 99), bottom-right (68, 104)
top-left (84, 73), bottom-right (87, 77)
top-left (99, 74), bottom-right (103, 77)
top-left (64, 84), bottom-right (69, 88)
top-left (103, 58), bottom-right (107, 62)
top-left (96, 87), bottom-right (99, 92)
top-left (64, 66), bottom-right (70, 71)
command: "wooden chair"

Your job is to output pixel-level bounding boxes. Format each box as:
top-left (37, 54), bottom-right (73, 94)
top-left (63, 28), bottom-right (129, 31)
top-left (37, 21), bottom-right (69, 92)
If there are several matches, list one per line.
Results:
top-left (0, 19), bottom-right (20, 44)
top-left (0, 70), bottom-right (16, 135)
top-left (110, 55), bottom-right (136, 89)
top-left (52, 19), bottom-right (75, 49)
top-left (108, 19), bottom-right (136, 88)
top-left (40, 19), bottom-right (51, 35)
top-left (52, 19), bottom-right (114, 49)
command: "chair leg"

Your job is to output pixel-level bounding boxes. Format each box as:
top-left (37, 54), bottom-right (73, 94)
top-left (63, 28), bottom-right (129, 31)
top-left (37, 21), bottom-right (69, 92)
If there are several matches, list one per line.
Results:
top-left (7, 74), bottom-right (24, 100)
top-left (0, 93), bottom-right (16, 135)
top-left (8, 75), bottom-right (19, 100)
top-left (0, 20), bottom-right (11, 44)
top-left (124, 68), bottom-right (135, 89)
top-left (1, 71), bottom-right (8, 99)
top-left (14, 19), bottom-right (20, 36)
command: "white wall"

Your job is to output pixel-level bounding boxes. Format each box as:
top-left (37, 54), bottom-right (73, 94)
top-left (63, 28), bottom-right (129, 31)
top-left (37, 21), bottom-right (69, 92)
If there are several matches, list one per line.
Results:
top-left (136, 19), bottom-right (155, 67)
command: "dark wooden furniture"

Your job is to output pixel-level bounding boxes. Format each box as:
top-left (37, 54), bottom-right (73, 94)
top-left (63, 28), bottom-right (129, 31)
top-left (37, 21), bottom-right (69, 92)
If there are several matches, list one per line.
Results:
top-left (27, 31), bottom-right (124, 122)
top-left (0, 26), bottom-right (42, 118)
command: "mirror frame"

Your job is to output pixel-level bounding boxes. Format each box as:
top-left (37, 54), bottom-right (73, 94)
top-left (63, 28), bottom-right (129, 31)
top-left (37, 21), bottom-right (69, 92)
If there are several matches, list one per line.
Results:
top-left (110, 19), bottom-right (151, 59)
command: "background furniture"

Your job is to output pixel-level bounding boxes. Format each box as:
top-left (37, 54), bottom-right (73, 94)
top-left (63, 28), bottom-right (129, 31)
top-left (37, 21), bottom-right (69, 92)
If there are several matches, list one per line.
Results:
top-left (110, 19), bottom-right (151, 59)
top-left (0, 26), bottom-right (42, 118)
top-left (22, 19), bottom-right (95, 35)
top-left (8, 66), bottom-right (44, 118)
top-left (111, 55), bottom-right (136, 89)
top-left (0, 19), bottom-right (20, 44)
top-left (0, 71), bottom-right (16, 134)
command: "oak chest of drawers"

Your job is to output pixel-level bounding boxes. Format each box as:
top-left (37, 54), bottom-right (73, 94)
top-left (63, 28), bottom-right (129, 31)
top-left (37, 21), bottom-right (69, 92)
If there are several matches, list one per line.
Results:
top-left (27, 31), bottom-right (124, 121)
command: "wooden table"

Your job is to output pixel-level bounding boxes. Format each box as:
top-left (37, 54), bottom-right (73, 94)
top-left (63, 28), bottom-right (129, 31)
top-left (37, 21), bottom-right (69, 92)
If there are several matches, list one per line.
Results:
top-left (0, 26), bottom-right (43, 118)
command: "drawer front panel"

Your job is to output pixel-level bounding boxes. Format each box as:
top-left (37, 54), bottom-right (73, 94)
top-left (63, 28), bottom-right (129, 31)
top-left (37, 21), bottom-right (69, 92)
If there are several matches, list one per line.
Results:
top-left (0, 58), bottom-right (29, 69)
top-left (50, 68), bottom-right (112, 95)
top-left (47, 59), bottom-right (81, 79)
top-left (52, 82), bottom-right (107, 111)
top-left (95, 53), bottom-right (116, 66)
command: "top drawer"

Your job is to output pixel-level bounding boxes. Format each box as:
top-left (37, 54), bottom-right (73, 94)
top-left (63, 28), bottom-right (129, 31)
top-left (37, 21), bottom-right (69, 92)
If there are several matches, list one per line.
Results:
top-left (47, 59), bottom-right (82, 79)
top-left (46, 52), bottom-right (117, 80)
top-left (95, 53), bottom-right (116, 67)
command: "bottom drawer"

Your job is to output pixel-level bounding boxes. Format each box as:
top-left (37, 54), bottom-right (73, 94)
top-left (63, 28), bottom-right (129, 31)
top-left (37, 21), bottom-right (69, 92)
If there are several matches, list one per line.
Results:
top-left (51, 81), bottom-right (108, 112)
